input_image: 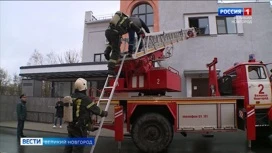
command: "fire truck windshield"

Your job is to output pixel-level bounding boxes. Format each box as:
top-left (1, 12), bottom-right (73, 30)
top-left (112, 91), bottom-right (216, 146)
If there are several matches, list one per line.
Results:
top-left (248, 66), bottom-right (267, 80)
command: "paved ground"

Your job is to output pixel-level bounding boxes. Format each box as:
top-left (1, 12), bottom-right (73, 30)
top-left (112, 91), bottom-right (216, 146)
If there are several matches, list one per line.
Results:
top-left (0, 121), bottom-right (272, 153)
top-left (0, 121), bottom-right (118, 137)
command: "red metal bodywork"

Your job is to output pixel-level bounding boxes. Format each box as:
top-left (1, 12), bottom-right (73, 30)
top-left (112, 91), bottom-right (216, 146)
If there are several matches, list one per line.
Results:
top-left (109, 48), bottom-right (181, 92)
top-left (96, 51), bottom-right (271, 147)
top-left (223, 61), bottom-right (269, 108)
top-left (99, 105), bottom-right (124, 141)
top-left (246, 105), bottom-right (256, 140)
top-left (109, 68), bottom-right (181, 92)
top-left (114, 105), bottom-right (124, 141)
top-left (268, 106), bottom-right (272, 121)
top-left (223, 59), bottom-right (272, 141)
top-left (207, 58), bottom-right (220, 96)
top-left (166, 102), bottom-right (178, 132)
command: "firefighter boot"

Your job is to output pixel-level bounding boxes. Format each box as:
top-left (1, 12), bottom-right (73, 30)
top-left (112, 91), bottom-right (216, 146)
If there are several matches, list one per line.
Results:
top-left (108, 62), bottom-right (116, 77)
top-left (104, 46), bottom-right (111, 61)
top-left (120, 52), bottom-right (131, 58)
top-left (108, 69), bottom-right (116, 77)
top-left (138, 41), bottom-right (143, 52)
top-left (127, 50), bottom-right (133, 58)
top-left (127, 54), bottom-right (132, 58)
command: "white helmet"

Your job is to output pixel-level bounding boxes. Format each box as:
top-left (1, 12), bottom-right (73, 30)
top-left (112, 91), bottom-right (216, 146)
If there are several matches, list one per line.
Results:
top-left (74, 78), bottom-right (87, 91)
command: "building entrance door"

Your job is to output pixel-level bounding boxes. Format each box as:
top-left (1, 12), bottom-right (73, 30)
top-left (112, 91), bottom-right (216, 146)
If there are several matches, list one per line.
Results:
top-left (192, 78), bottom-right (209, 97)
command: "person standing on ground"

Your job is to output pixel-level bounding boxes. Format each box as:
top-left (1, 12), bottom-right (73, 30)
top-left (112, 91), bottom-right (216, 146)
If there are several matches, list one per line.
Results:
top-left (16, 94), bottom-right (27, 139)
top-left (53, 97), bottom-right (64, 128)
top-left (63, 78), bottom-right (108, 153)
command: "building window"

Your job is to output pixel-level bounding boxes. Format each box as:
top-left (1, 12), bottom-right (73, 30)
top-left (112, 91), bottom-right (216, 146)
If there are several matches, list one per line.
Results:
top-left (216, 16), bottom-right (237, 34)
top-left (188, 17), bottom-right (210, 36)
top-left (94, 53), bottom-right (106, 62)
top-left (131, 3), bottom-right (153, 27)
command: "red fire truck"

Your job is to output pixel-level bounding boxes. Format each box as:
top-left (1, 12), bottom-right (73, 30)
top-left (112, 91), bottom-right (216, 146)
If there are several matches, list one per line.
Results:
top-left (90, 29), bottom-right (272, 153)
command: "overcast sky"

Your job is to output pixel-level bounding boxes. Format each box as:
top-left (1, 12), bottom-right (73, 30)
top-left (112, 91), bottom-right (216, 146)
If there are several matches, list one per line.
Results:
top-left (1, 0), bottom-right (271, 77)
top-left (0, 1), bottom-right (119, 76)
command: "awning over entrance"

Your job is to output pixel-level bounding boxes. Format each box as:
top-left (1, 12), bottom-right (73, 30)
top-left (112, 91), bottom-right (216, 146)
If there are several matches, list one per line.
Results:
top-left (184, 69), bottom-right (221, 77)
top-left (19, 62), bottom-right (108, 80)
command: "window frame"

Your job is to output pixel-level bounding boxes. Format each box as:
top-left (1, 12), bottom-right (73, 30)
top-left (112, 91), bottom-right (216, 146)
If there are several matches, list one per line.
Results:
top-left (216, 16), bottom-right (238, 35)
top-left (188, 16), bottom-right (210, 36)
top-left (131, 3), bottom-right (154, 27)
top-left (247, 66), bottom-right (267, 80)
top-left (94, 53), bottom-right (106, 62)
top-left (227, 70), bottom-right (237, 80)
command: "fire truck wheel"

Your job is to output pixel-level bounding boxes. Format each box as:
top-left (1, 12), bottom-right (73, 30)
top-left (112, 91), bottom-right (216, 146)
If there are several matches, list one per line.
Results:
top-left (131, 113), bottom-right (173, 153)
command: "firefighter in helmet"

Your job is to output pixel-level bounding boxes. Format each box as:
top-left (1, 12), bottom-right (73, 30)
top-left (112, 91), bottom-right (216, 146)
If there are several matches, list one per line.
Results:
top-left (104, 11), bottom-right (146, 76)
top-left (64, 78), bottom-right (108, 153)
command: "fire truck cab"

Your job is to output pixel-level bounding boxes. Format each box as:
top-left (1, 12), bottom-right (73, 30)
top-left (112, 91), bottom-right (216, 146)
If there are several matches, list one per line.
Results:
top-left (222, 55), bottom-right (272, 142)
top-left (223, 55), bottom-right (272, 108)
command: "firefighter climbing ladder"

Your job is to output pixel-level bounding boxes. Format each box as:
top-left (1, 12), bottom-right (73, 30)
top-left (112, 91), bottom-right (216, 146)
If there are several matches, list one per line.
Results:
top-left (90, 27), bottom-right (196, 153)
top-left (129, 28), bottom-right (196, 59)
top-left (90, 54), bottom-right (127, 153)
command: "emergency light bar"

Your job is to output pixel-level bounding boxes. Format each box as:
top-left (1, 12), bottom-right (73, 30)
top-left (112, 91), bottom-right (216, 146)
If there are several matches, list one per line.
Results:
top-left (249, 54), bottom-right (256, 62)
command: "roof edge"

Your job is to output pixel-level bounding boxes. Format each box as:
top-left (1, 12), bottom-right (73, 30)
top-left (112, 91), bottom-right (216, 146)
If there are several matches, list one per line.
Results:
top-left (20, 62), bottom-right (108, 69)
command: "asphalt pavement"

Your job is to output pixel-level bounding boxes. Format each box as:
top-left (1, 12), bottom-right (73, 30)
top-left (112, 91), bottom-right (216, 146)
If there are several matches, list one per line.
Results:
top-left (0, 127), bottom-right (271, 153)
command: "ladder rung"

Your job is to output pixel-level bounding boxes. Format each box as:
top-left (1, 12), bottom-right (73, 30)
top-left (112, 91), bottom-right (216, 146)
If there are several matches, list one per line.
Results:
top-left (103, 120), bottom-right (114, 124)
top-left (100, 99), bottom-right (109, 101)
top-left (104, 86), bottom-right (113, 89)
top-left (95, 120), bottom-right (114, 125)
top-left (131, 28), bottom-right (195, 60)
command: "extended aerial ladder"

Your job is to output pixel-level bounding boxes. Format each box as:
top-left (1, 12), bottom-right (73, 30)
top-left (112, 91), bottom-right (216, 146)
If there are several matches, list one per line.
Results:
top-left (89, 27), bottom-right (197, 153)
top-left (123, 28), bottom-right (196, 60)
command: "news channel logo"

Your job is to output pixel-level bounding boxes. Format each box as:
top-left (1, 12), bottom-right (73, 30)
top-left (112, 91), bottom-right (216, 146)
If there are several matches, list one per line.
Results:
top-left (20, 137), bottom-right (95, 146)
top-left (218, 8), bottom-right (252, 24)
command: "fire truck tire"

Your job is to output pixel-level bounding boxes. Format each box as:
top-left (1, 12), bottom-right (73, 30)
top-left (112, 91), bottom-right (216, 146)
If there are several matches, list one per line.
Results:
top-left (131, 113), bottom-right (173, 153)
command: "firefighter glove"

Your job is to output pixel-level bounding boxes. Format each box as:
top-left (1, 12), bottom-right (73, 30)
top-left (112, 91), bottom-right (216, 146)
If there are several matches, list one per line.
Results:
top-left (138, 30), bottom-right (145, 38)
top-left (140, 33), bottom-right (145, 39)
top-left (101, 111), bottom-right (108, 117)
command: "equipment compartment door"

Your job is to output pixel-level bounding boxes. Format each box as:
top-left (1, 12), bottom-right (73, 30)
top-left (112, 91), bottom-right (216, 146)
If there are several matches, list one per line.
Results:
top-left (178, 103), bottom-right (236, 130)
